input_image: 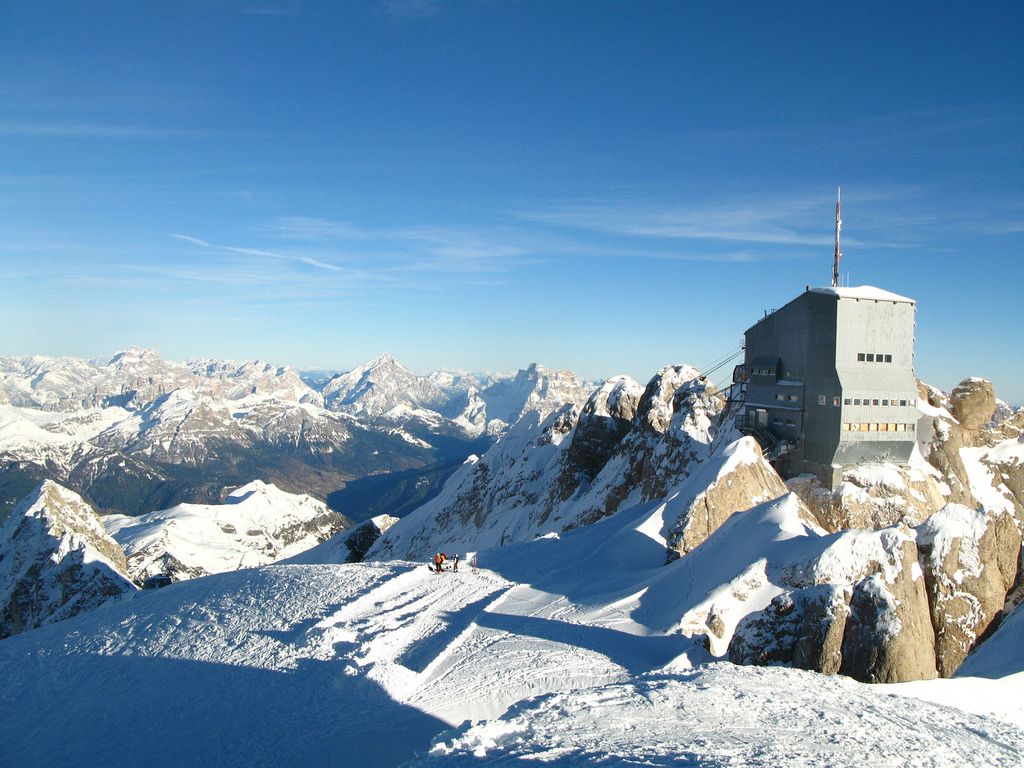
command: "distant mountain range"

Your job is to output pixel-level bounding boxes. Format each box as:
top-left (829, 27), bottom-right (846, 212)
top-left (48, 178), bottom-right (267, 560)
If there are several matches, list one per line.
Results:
top-left (0, 348), bottom-right (590, 521)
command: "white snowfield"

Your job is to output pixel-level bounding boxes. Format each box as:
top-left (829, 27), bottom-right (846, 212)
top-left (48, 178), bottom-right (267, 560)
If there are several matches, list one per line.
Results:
top-left (103, 480), bottom-right (346, 580)
top-left (0, 492), bottom-right (1020, 767)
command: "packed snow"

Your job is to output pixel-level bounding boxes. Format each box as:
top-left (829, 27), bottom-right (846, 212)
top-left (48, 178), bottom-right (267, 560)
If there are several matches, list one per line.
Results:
top-left (2, 485), bottom-right (1020, 766)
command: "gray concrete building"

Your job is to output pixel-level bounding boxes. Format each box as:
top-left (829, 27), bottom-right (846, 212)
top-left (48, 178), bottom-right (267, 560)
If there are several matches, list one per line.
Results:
top-left (736, 285), bottom-right (919, 488)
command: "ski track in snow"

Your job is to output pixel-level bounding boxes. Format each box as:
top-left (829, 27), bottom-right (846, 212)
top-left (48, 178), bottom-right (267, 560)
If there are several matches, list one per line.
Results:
top-left (1, 557), bottom-right (1021, 767)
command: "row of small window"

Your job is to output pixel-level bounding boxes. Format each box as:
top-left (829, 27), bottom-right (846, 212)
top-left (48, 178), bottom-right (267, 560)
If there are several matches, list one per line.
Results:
top-left (774, 393), bottom-right (800, 402)
top-left (841, 423), bottom-right (915, 433)
top-left (846, 397), bottom-right (916, 407)
top-left (857, 353), bottom-right (893, 363)
top-left (750, 366), bottom-right (776, 376)
top-left (817, 395), bottom-right (917, 407)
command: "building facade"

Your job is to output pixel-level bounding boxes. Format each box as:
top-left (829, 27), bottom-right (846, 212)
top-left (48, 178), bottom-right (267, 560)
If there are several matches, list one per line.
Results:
top-left (737, 285), bottom-right (918, 488)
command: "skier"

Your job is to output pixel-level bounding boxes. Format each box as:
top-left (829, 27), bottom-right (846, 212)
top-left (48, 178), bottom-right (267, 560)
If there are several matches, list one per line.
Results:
top-left (452, 554), bottom-right (459, 572)
top-left (433, 552), bottom-right (444, 573)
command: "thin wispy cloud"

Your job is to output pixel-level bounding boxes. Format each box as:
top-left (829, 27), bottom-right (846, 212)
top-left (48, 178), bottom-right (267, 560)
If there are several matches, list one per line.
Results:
top-left (520, 191), bottom-right (927, 252)
top-left (0, 120), bottom-right (200, 139)
top-left (170, 233), bottom-right (352, 274)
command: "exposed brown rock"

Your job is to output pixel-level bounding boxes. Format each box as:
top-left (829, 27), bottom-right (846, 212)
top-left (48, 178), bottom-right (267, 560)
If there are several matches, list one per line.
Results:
top-left (839, 537), bottom-right (938, 683)
top-left (916, 504), bottom-right (1022, 676)
top-left (667, 442), bottom-right (793, 559)
top-left (949, 378), bottom-right (997, 432)
top-left (787, 467), bottom-right (947, 533)
top-left (729, 585), bottom-right (850, 674)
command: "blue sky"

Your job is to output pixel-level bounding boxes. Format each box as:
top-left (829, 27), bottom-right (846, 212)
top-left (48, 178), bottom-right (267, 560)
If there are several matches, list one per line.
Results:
top-left (2, 1), bottom-right (1022, 401)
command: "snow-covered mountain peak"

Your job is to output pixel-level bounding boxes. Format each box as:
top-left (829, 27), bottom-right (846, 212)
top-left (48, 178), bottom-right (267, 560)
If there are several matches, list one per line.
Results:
top-left (104, 480), bottom-right (349, 582)
top-left (0, 481), bottom-right (135, 638)
top-left (582, 375), bottom-right (644, 421)
top-left (106, 347), bottom-right (163, 366)
top-left (13, 480), bottom-right (128, 566)
top-left (322, 353), bottom-right (433, 418)
top-left (635, 364), bottom-right (704, 434)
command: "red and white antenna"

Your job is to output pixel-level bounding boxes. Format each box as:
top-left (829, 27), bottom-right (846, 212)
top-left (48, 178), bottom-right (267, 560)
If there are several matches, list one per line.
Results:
top-left (832, 187), bottom-right (842, 287)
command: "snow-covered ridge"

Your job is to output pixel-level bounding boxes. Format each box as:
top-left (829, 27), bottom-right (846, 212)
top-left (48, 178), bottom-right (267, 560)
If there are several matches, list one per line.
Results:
top-left (0, 481), bottom-right (135, 638)
top-left (103, 480), bottom-right (350, 581)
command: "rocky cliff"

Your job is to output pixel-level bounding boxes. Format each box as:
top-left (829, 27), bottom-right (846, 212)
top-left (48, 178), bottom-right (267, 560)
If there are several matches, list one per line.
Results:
top-left (0, 481), bottom-right (136, 638)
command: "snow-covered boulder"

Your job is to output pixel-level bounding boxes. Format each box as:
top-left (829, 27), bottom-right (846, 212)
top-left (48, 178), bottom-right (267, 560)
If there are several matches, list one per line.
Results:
top-left (104, 480), bottom-right (349, 581)
top-left (729, 522), bottom-right (938, 683)
top-left (728, 584), bottom-right (851, 674)
top-left (0, 481), bottom-right (136, 638)
top-left (916, 504), bottom-right (1022, 676)
top-left (787, 463), bottom-right (948, 533)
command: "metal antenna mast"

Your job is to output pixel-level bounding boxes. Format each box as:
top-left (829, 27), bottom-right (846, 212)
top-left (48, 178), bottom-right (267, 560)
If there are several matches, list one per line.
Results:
top-left (832, 187), bottom-right (842, 287)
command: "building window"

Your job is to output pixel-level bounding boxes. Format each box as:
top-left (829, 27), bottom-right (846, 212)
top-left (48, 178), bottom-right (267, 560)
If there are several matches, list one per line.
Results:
top-left (788, 394), bottom-right (799, 402)
top-left (775, 393), bottom-right (785, 401)
top-left (832, 396), bottom-right (840, 406)
top-left (818, 394), bottom-right (826, 406)
top-left (844, 398), bottom-right (852, 405)
top-left (786, 419), bottom-right (795, 426)
top-left (842, 423), bottom-right (850, 431)
top-left (860, 423), bottom-right (870, 431)
top-left (866, 353), bottom-right (875, 362)
top-left (876, 352), bottom-right (883, 360)
top-left (854, 398), bottom-right (861, 405)
top-left (882, 399), bottom-right (889, 406)
top-left (857, 353), bottom-right (865, 362)
top-left (872, 399), bottom-right (879, 406)
top-left (900, 399), bottom-right (907, 407)
top-left (884, 354), bottom-right (893, 363)
top-left (889, 423), bottom-right (898, 432)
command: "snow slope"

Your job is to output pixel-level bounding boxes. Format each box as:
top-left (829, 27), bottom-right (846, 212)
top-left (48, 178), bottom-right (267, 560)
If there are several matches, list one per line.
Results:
top-left (413, 664), bottom-right (1018, 767)
top-left (0, 557), bottom-right (1017, 768)
top-left (1, 489), bottom-right (1021, 766)
top-left (103, 480), bottom-right (349, 580)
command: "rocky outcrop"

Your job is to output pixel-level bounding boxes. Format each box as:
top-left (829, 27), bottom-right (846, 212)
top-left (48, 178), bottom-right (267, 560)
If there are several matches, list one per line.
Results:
top-left (569, 367), bottom-right (725, 528)
top-left (559, 376), bottom-right (643, 494)
top-left (949, 378), bottom-right (997, 432)
top-left (916, 504), bottom-right (1022, 676)
top-left (728, 585), bottom-right (850, 674)
top-left (370, 365), bottom-right (733, 560)
top-left (729, 500), bottom-right (1023, 682)
top-left (731, 524), bottom-right (940, 683)
top-left (667, 438), bottom-right (793, 559)
top-left (787, 464), bottom-right (948, 533)
top-left (839, 538), bottom-right (938, 683)
top-left (340, 515), bottom-right (399, 562)
top-left (0, 481), bottom-right (136, 638)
